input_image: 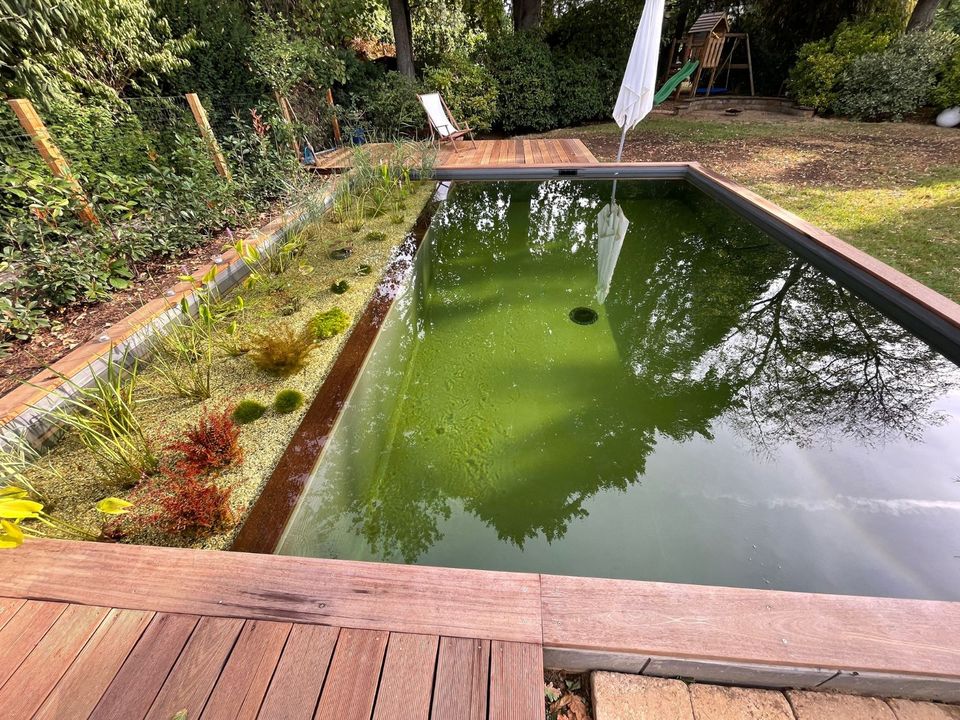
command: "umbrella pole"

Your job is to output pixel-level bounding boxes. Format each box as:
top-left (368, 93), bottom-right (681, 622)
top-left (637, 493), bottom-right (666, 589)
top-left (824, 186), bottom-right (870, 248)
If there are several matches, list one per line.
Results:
top-left (615, 125), bottom-right (628, 162)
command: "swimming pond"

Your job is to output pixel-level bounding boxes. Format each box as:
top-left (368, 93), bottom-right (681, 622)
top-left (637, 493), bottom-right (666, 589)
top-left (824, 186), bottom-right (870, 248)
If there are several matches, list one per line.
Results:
top-left (277, 179), bottom-right (960, 601)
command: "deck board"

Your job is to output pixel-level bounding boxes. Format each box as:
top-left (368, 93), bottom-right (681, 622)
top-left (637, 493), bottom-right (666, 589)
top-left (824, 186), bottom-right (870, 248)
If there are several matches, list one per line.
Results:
top-left (489, 641), bottom-right (545, 720)
top-left (0, 539), bottom-right (542, 643)
top-left (34, 608), bottom-right (154, 720)
top-left (372, 633), bottom-right (440, 720)
top-left (258, 623), bottom-right (339, 720)
top-left (314, 628), bottom-right (389, 720)
top-left (0, 603), bottom-right (109, 718)
top-left (200, 620), bottom-right (292, 720)
top-left (144, 615), bottom-right (245, 720)
top-left (90, 612), bottom-right (200, 720)
top-left (0, 600), bottom-right (67, 688)
top-left (432, 636), bottom-right (492, 720)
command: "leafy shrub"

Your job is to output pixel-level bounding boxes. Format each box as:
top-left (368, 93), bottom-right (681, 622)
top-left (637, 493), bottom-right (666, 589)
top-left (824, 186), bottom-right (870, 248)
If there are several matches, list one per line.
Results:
top-left (552, 53), bottom-right (607, 127)
top-left (352, 72), bottom-right (424, 139)
top-left (422, 55), bottom-right (498, 132)
top-left (412, 0), bottom-right (484, 68)
top-left (231, 399), bottom-right (267, 424)
top-left (933, 46), bottom-right (960, 108)
top-left (309, 307), bottom-right (351, 339)
top-left (146, 474), bottom-right (234, 537)
top-left (273, 388), bottom-right (305, 414)
top-left (788, 18), bottom-right (898, 111)
top-left (166, 407), bottom-right (242, 477)
top-left (483, 32), bottom-right (557, 133)
top-left (833, 30), bottom-right (960, 120)
top-left (248, 322), bottom-right (315, 376)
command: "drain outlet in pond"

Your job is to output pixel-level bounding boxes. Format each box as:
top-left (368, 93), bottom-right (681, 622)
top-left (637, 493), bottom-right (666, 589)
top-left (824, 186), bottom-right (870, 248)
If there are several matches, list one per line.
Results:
top-left (569, 307), bottom-right (598, 325)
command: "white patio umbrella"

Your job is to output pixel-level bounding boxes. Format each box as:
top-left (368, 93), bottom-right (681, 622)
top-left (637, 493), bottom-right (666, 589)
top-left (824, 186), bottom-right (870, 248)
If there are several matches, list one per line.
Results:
top-left (595, 200), bottom-right (630, 304)
top-left (612, 0), bottom-right (666, 161)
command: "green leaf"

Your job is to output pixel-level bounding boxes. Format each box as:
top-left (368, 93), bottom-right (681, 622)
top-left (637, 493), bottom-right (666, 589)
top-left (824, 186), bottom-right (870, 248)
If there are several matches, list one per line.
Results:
top-left (96, 497), bottom-right (133, 515)
top-left (109, 277), bottom-right (130, 290)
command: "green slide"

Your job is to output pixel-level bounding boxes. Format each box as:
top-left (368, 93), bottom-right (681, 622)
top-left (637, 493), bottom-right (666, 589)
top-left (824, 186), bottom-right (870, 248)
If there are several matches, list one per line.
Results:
top-left (654, 59), bottom-right (699, 105)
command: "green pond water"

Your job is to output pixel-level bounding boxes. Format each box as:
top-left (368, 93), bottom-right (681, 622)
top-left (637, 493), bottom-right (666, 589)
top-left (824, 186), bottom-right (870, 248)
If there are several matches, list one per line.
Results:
top-left (279, 180), bottom-right (960, 600)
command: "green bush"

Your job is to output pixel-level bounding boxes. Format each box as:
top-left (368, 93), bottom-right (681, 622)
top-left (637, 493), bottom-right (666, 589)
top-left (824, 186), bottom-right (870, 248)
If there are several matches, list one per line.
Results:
top-left (422, 55), bottom-right (498, 132)
top-left (788, 18), bottom-right (898, 112)
top-left (483, 32), bottom-right (557, 133)
top-left (413, 0), bottom-right (484, 68)
top-left (933, 46), bottom-right (960, 108)
top-left (833, 30), bottom-right (959, 120)
top-left (552, 53), bottom-right (607, 127)
top-left (350, 72), bottom-right (424, 139)
top-left (273, 389), bottom-right (305, 414)
top-left (231, 399), bottom-right (267, 424)
top-left (309, 307), bottom-right (351, 339)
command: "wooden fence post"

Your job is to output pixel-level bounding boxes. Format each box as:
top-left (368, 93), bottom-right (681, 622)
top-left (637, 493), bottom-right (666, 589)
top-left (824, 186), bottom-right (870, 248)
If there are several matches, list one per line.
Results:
top-left (327, 89), bottom-right (341, 144)
top-left (274, 92), bottom-right (301, 159)
top-left (185, 93), bottom-right (232, 182)
top-left (7, 98), bottom-right (98, 225)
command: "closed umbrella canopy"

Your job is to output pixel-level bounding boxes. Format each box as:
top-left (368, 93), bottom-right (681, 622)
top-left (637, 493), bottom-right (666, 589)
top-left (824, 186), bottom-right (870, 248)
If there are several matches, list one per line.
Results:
top-left (612, 0), bottom-right (665, 160)
top-left (596, 201), bottom-right (630, 304)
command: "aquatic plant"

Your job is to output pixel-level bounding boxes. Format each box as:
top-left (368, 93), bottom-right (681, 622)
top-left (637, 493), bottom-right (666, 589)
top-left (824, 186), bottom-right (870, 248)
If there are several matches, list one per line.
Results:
top-left (357, 264), bottom-right (372, 276)
top-left (231, 399), bottom-right (267, 425)
top-left (37, 353), bottom-right (158, 487)
top-left (146, 475), bottom-right (234, 537)
top-left (309, 308), bottom-right (351, 340)
top-left (0, 436), bottom-right (56, 500)
top-left (269, 231), bottom-right (308, 274)
top-left (364, 230), bottom-right (387, 243)
top-left (0, 484), bottom-right (125, 548)
top-left (148, 320), bottom-right (213, 401)
top-left (248, 322), bottom-right (316, 376)
top-left (273, 389), bottom-right (305, 414)
top-left (166, 408), bottom-right (243, 477)
top-left (330, 280), bottom-right (350, 294)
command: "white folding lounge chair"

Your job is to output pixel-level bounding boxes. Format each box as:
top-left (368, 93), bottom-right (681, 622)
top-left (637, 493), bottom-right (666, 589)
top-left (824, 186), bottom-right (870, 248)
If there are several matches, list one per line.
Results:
top-left (417, 92), bottom-right (477, 152)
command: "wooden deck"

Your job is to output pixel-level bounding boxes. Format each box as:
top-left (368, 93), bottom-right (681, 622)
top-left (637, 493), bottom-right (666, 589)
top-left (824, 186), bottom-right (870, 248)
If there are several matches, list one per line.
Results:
top-left (309, 138), bottom-right (598, 172)
top-left (2, 539), bottom-right (960, 714)
top-left (0, 541), bottom-right (543, 720)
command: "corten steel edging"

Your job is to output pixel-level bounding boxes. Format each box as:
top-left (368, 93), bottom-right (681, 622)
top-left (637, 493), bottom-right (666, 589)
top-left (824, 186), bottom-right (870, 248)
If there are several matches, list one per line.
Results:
top-left (0, 198), bottom-right (329, 454)
top-left (229, 183), bottom-right (447, 555)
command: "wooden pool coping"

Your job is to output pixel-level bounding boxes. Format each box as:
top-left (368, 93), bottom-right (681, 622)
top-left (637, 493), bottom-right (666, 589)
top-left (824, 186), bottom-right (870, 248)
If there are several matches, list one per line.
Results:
top-left (2, 539), bottom-right (959, 702)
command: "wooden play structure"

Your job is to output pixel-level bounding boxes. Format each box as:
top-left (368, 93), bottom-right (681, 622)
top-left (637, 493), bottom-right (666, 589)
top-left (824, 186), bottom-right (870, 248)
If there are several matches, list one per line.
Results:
top-left (664, 11), bottom-right (755, 99)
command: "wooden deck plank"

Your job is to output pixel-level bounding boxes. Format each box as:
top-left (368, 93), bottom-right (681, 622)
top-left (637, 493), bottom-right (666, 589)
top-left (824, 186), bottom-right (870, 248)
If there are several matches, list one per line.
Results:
top-left (0, 603), bottom-right (109, 717)
top-left (431, 636), bottom-right (491, 720)
top-left (0, 600), bottom-right (67, 689)
top-left (541, 574), bottom-right (960, 679)
top-left (0, 540), bottom-right (542, 643)
top-left (144, 615), bottom-right (245, 720)
top-left (0, 597), bottom-right (25, 633)
top-left (201, 620), bottom-right (292, 720)
top-left (572, 138), bottom-right (598, 163)
top-left (258, 624), bottom-right (339, 720)
top-left (34, 608), bottom-right (154, 720)
top-left (90, 612), bottom-right (201, 720)
top-left (489, 641), bottom-right (544, 720)
top-left (314, 628), bottom-right (389, 720)
top-left (372, 633), bottom-right (439, 720)
top-left (521, 139), bottom-right (533, 165)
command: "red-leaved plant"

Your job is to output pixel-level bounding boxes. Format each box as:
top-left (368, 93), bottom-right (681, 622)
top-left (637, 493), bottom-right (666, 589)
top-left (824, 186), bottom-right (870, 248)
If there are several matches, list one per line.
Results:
top-left (165, 407), bottom-right (243, 478)
top-left (147, 475), bottom-right (235, 536)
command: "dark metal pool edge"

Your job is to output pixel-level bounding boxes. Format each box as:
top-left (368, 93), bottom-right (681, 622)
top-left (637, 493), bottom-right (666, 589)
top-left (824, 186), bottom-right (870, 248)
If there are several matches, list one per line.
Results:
top-left (229, 183), bottom-right (445, 554)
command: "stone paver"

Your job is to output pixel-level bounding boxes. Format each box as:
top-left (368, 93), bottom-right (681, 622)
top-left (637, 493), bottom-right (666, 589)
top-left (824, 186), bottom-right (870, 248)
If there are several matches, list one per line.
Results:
top-left (689, 683), bottom-right (793, 720)
top-left (788, 690), bottom-right (897, 720)
top-left (887, 699), bottom-right (960, 720)
top-left (591, 672), bottom-right (694, 720)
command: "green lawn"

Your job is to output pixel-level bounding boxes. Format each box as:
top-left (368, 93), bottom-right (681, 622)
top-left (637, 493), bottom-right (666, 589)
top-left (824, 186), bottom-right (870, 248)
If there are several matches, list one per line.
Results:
top-left (540, 115), bottom-right (960, 301)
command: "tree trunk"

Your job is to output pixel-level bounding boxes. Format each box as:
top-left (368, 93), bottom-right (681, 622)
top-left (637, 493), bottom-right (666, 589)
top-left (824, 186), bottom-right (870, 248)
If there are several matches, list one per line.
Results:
top-left (513, 0), bottom-right (541, 31)
top-left (388, 0), bottom-right (415, 77)
top-left (907, 0), bottom-right (941, 31)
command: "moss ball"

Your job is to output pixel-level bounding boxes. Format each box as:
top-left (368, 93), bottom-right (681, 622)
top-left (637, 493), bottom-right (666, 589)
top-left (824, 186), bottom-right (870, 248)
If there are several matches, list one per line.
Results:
top-left (364, 230), bottom-right (386, 243)
top-left (309, 307), bottom-right (351, 340)
top-left (232, 399), bottom-right (267, 425)
top-left (330, 280), bottom-right (350, 294)
top-left (273, 389), bottom-right (305, 414)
